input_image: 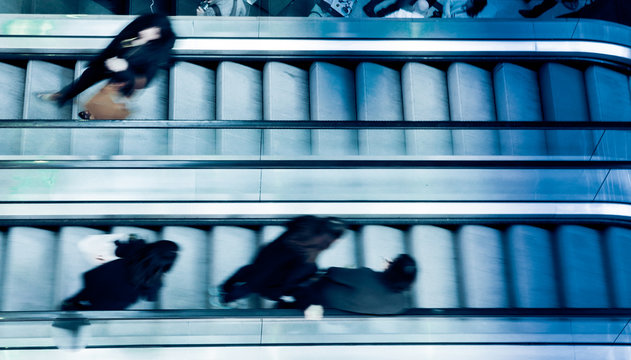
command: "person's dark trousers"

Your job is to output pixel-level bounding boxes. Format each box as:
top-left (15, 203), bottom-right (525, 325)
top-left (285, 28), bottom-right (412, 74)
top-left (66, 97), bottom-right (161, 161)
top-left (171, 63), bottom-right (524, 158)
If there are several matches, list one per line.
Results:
top-left (220, 265), bottom-right (254, 303)
top-left (57, 63), bottom-right (110, 107)
top-left (519, 0), bottom-right (558, 18)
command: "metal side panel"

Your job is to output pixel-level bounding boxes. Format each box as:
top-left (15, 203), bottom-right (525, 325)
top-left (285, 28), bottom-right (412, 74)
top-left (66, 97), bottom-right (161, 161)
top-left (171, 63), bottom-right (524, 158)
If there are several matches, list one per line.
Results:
top-left (216, 61), bottom-right (262, 156)
top-left (493, 63), bottom-right (546, 156)
top-left (507, 225), bottom-right (559, 308)
top-left (402, 62), bottom-right (452, 156)
top-left (356, 62), bottom-right (405, 156)
top-left (309, 62), bottom-right (358, 156)
top-left (410, 225), bottom-right (459, 308)
top-left (169, 61), bottom-right (216, 155)
top-left (263, 62), bottom-right (310, 156)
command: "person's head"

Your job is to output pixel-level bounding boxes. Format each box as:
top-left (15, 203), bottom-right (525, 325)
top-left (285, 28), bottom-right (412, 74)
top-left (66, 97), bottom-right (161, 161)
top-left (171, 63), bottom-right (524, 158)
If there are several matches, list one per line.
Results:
top-left (382, 254), bottom-right (417, 292)
top-left (128, 240), bottom-right (179, 288)
top-left (465, 0), bottom-right (487, 17)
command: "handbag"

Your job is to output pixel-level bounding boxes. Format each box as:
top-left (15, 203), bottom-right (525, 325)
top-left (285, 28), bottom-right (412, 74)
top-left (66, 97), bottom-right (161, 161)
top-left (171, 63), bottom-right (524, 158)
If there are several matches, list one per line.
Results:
top-left (83, 83), bottom-right (131, 120)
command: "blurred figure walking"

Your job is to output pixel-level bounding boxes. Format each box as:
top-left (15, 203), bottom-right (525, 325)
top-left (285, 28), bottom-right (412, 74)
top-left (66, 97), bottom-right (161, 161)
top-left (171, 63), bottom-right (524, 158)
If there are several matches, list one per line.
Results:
top-left (219, 216), bottom-right (346, 305)
top-left (39, 13), bottom-right (175, 118)
top-left (289, 254), bottom-right (418, 316)
top-left (62, 238), bottom-right (179, 310)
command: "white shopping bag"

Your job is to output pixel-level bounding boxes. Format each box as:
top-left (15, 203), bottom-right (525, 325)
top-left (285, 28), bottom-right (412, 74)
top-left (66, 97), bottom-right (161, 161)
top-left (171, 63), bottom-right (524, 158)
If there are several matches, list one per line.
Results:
top-left (77, 233), bottom-right (128, 266)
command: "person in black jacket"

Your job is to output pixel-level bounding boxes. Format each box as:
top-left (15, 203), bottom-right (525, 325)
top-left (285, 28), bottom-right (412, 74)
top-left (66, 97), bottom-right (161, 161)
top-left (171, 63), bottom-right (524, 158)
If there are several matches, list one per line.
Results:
top-left (219, 216), bottom-right (346, 305)
top-left (289, 254), bottom-right (417, 315)
top-left (61, 238), bottom-right (179, 310)
top-left (39, 13), bottom-right (176, 109)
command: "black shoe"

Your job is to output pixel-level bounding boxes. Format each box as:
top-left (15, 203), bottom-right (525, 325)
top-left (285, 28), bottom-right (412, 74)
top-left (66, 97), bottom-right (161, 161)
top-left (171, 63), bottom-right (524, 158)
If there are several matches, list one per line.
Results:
top-left (78, 111), bottom-right (92, 120)
top-left (363, 4), bottom-right (377, 16)
top-left (519, 0), bottom-right (557, 18)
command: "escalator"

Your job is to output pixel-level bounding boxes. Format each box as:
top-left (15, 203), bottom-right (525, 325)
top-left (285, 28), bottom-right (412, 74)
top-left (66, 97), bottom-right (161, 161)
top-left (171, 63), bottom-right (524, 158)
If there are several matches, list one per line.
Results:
top-left (1, 14), bottom-right (631, 358)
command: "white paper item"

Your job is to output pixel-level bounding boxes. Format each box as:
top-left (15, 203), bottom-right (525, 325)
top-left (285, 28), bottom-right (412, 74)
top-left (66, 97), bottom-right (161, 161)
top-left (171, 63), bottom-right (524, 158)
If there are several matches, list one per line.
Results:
top-left (77, 233), bottom-right (127, 266)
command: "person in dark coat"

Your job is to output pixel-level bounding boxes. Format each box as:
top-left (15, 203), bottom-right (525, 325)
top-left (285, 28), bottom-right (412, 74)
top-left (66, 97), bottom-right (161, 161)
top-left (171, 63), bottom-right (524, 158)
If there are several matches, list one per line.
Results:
top-left (290, 254), bottom-right (417, 315)
top-left (39, 13), bottom-right (176, 109)
top-left (61, 238), bottom-right (179, 310)
top-left (219, 216), bottom-right (346, 305)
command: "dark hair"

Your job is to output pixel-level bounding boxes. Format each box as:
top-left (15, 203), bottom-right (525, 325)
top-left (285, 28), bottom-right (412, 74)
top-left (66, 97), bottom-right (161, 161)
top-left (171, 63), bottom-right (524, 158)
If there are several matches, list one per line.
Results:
top-left (282, 216), bottom-right (347, 262)
top-left (127, 240), bottom-right (179, 289)
top-left (382, 254), bottom-right (417, 292)
top-left (466, 0), bottom-right (487, 17)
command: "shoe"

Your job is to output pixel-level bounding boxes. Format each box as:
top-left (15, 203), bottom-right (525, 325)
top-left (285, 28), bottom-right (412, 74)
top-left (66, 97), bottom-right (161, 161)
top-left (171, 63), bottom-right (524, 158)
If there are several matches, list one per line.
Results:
top-left (78, 111), bottom-right (92, 120)
top-left (37, 92), bottom-right (61, 102)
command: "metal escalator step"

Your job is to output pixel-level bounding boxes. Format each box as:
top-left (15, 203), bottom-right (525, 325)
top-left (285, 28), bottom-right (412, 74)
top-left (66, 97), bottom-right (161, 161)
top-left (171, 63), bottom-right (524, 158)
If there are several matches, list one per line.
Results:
top-left (402, 62), bottom-right (452, 156)
top-left (263, 62), bottom-right (310, 155)
top-left (507, 225), bottom-right (558, 308)
top-left (410, 225), bottom-right (459, 308)
top-left (361, 225), bottom-right (406, 270)
top-left (22, 60), bottom-right (73, 155)
top-left (121, 129), bottom-right (168, 155)
top-left (604, 227), bottom-right (631, 308)
top-left (585, 65), bottom-right (631, 121)
top-left (161, 226), bottom-right (209, 309)
top-left (458, 225), bottom-right (508, 308)
top-left (169, 61), bottom-right (216, 155)
top-left (209, 226), bottom-right (257, 308)
top-left (216, 61), bottom-right (262, 155)
top-left (556, 225), bottom-right (609, 308)
top-left (356, 62), bottom-right (405, 155)
top-left (129, 69), bottom-right (169, 120)
top-left (448, 62), bottom-right (499, 155)
top-left (3, 227), bottom-right (57, 311)
top-left (316, 228), bottom-right (358, 269)
top-left (309, 62), bottom-right (358, 156)
top-left (539, 62), bottom-right (593, 157)
top-left (0, 62), bottom-right (25, 155)
top-left (493, 63), bottom-right (546, 156)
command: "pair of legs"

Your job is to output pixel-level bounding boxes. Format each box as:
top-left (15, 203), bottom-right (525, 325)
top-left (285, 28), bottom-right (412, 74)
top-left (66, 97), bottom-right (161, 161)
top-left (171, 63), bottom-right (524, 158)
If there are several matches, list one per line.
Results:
top-left (519, 0), bottom-right (558, 18)
top-left (46, 63), bottom-right (110, 107)
top-left (363, 0), bottom-right (415, 17)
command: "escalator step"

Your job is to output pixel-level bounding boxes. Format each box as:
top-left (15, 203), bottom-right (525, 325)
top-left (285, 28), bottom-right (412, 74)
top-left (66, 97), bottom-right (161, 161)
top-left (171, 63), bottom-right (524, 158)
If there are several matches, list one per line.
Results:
top-left (263, 62), bottom-right (310, 155)
top-left (402, 62), bottom-right (452, 156)
top-left (310, 62), bottom-right (358, 156)
top-left (356, 62), bottom-right (405, 155)
top-left (216, 61), bottom-right (262, 155)
top-left (493, 63), bottom-right (546, 156)
top-left (448, 63), bottom-right (499, 155)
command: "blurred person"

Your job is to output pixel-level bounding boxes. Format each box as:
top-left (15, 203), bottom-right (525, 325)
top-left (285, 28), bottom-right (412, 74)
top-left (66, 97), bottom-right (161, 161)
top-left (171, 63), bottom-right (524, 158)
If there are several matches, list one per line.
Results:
top-left (287, 254), bottom-right (418, 316)
top-left (219, 216), bottom-right (346, 305)
top-left (61, 238), bottom-right (179, 310)
top-left (557, 0), bottom-right (631, 26)
top-left (39, 13), bottom-right (175, 117)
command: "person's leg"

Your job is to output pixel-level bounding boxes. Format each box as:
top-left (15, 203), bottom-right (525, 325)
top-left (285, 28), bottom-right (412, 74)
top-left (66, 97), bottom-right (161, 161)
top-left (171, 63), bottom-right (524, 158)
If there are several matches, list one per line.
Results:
top-left (519, 0), bottom-right (558, 18)
top-left (55, 63), bottom-right (110, 106)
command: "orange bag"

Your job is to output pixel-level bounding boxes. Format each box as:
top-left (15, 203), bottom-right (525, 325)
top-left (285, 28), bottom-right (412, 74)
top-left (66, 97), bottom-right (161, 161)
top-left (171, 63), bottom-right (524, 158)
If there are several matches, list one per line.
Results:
top-left (84, 83), bottom-right (131, 120)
